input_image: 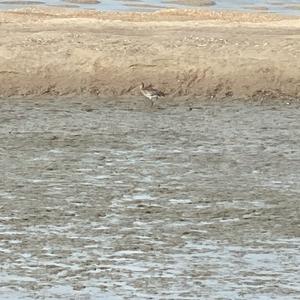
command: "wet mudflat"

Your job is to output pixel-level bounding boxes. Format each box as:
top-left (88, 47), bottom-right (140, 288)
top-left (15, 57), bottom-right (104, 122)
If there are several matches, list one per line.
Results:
top-left (0, 98), bottom-right (299, 299)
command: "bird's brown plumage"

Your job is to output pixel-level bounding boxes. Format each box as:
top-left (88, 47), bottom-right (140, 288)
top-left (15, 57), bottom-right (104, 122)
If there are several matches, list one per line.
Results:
top-left (140, 82), bottom-right (165, 106)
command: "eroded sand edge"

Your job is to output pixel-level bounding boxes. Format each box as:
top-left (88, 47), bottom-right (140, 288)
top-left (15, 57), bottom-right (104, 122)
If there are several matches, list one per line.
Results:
top-left (0, 8), bottom-right (299, 100)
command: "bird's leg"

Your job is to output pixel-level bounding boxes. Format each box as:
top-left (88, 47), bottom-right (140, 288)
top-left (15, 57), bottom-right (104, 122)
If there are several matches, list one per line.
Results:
top-left (149, 97), bottom-right (154, 107)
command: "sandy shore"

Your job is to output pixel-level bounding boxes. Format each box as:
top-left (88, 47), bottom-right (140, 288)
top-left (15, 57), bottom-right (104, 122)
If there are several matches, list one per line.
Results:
top-left (0, 7), bottom-right (299, 100)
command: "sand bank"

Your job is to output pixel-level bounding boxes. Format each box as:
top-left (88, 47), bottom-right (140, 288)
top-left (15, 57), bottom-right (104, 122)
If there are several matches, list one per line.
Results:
top-left (0, 8), bottom-right (299, 100)
top-left (162, 0), bottom-right (215, 7)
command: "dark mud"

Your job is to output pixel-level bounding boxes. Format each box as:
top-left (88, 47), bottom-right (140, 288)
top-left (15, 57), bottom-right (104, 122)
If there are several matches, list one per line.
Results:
top-left (0, 98), bottom-right (299, 299)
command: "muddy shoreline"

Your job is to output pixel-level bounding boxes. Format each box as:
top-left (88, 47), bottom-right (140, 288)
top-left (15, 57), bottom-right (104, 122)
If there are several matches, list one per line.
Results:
top-left (0, 8), bottom-right (299, 101)
top-left (1, 98), bottom-right (300, 299)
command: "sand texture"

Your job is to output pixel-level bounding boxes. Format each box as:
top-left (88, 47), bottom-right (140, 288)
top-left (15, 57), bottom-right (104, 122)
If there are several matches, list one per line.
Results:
top-left (0, 8), bottom-right (299, 100)
top-left (162, 0), bottom-right (215, 7)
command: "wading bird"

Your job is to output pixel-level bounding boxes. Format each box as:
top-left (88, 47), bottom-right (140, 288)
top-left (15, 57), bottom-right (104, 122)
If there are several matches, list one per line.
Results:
top-left (140, 82), bottom-right (165, 106)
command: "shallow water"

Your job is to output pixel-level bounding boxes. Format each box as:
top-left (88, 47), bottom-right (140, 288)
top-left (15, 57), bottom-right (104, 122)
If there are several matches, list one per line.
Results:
top-left (1, 0), bottom-right (300, 15)
top-left (0, 98), bottom-right (299, 299)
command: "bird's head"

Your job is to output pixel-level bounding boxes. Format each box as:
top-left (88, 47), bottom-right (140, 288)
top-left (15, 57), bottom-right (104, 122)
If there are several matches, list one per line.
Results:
top-left (140, 82), bottom-right (144, 89)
